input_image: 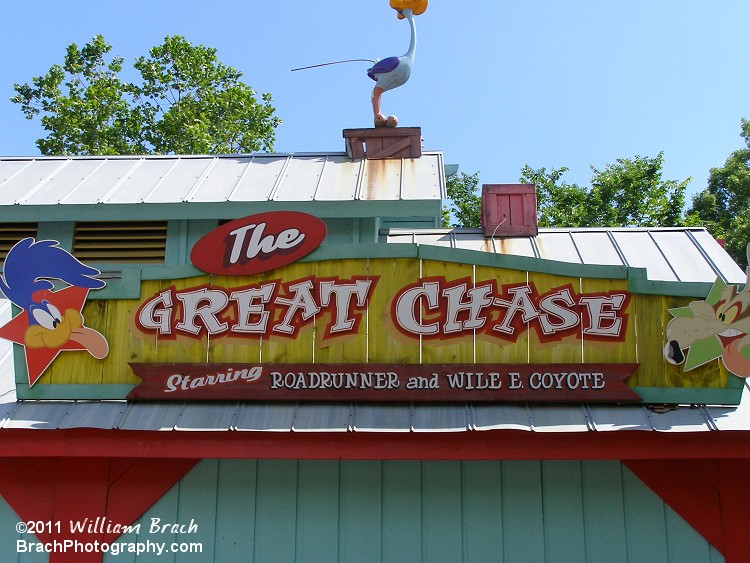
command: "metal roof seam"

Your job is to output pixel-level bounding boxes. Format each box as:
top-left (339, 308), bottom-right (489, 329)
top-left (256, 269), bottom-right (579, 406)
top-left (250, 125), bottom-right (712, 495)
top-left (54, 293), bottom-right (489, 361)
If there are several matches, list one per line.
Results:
top-left (684, 229), bottom-right (729, 285)
top-left (225, 157), bottom-right (254, 202)
top-left (529, 237), bottom-right (541, 259)
top-left (311, 155), bottom-right (330, 201)
top-left (182, 157), bottom-right (218, 202)
top-left (0, 159), bottom-right (33, 191)
top-left (98, 158), bottom-right (144, 203)
top-left (465, 403), bottom-right (475, 431)
top-left (525, 404), bottom-right (535, 431)
top-left (290, 401), bottom-right (300, 432)
top-left (228, 401), bottom-right (241, 431)
top-left (142, 158), bottom-right (181, 204)
top-left (605, 231), bottom-right (629, 267)
top-left (353, 159), bottom-right (366, 201)
top-left (647, 230), bottom-right (682, 282)
top-left (172, 402), bottom-right (187, 431)
top-left (58, 158), bottom-right (108, 204)
top-left (568, 232), bottom-right (585, 264)
top-left (15, 159), bottom-right (71, 205)
top-left (701, 406), bottom-right (721, 431)
top-left (641, 407), bottom-right (658, 431)
top-left (398, 158), bottom-right (405, 200)
top-left (581, 404), bottom-right (596, 431)
top-left (268, 156), bottom-right (293, 201)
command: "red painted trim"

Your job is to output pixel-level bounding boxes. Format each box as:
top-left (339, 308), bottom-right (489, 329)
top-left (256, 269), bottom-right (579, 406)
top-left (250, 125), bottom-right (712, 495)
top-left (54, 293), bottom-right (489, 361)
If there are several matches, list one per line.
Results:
top-left (2, 428), bottom-right (750, 460)
top-left (625, 460), bottom-right (724, 553)
top-left (0, 457), bottom-right (198, 563)
top-left (717, 459), bottom-right (750, 563)
top-left (626, 459), bottom-right (750, 562)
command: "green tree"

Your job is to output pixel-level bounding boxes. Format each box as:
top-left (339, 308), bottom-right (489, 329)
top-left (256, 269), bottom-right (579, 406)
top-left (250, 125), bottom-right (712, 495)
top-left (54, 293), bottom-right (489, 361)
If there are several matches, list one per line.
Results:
top-left (443, 154), bottom-right (690, 230)
top-left (443, 171), bottom-right (481, 228)
top-left (522, 153), bottom-right (690, 228)
top-left (689, 119), bottom-right (750, 268)
top-left (11, 35), bottom-right (280, 156)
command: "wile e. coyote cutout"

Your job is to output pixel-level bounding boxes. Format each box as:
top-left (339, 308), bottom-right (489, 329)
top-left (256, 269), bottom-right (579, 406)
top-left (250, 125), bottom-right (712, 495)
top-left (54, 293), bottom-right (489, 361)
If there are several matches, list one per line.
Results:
top-left (664, 244), bottom-right (750, 377)
top-left (0, 238), bottom-right (108, 386)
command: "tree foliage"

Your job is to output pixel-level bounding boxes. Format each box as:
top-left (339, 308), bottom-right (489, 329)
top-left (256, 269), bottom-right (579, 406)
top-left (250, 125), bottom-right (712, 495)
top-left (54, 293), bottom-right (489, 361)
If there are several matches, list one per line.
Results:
top-left (523, 153), bottom-right (690, 228)
top-left (689, 119), bottom-right (750, 268)
top-left (11, 35), bottom-right (280, 156)
top-left (443, 171), bottom-right (482, 228)
top-left (444, 153), bottom-right (691, 230)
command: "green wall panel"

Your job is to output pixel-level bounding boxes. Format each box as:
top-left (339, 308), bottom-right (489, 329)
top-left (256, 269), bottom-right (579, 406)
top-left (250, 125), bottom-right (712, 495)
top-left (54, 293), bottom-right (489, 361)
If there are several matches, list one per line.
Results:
top-left (0, 460), bottom-right (723, 562)
top-left (382, 460), bottom-right (421, 562)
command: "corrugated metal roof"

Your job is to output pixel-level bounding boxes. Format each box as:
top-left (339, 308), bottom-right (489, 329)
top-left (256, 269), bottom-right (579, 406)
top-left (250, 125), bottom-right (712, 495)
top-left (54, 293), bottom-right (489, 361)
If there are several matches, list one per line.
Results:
top-left (0, 153), bottom-right (446, 206)
top-left (383, 227), bottom-right (747, 284)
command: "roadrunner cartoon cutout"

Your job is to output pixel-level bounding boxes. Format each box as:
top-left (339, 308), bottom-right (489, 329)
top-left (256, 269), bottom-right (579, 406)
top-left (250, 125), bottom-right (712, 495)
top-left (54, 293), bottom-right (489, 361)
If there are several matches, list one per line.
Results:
top-left (0, 238), bottom-right (108, 386)
top-left (664, 244), bottom-right (750, 377)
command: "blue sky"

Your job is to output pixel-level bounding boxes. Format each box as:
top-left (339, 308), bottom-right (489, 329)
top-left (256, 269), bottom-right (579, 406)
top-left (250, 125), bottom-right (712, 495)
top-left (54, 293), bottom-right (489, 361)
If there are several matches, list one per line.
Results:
top-left (1, 1), bottom-right (748, 202)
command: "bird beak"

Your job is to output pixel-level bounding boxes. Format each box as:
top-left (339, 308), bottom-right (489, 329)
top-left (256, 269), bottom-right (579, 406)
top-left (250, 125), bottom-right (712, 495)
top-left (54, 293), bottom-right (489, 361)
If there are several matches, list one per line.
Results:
top-left (24, 309), bottom-right (108, 359)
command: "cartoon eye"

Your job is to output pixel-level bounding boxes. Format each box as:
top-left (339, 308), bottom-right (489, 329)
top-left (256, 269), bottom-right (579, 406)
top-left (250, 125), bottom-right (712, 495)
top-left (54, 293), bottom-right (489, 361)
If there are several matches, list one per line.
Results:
top-left (718, 303), bottom-right (740, 325)
top-left (31, 302), bottom-right (63, 330)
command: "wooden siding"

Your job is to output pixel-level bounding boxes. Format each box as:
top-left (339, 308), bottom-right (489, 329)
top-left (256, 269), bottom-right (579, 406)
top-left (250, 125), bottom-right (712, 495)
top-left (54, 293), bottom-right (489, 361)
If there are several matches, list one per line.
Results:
top-left (56, 459), bottom-right (724, 563)
top-left (34, 257), bottom-right (721, 392)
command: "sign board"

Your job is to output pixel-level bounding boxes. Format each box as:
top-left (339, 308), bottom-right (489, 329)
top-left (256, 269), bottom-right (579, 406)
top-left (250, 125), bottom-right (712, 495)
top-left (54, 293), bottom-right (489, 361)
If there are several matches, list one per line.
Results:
top-left (0, 215), bottom-right (745, 405)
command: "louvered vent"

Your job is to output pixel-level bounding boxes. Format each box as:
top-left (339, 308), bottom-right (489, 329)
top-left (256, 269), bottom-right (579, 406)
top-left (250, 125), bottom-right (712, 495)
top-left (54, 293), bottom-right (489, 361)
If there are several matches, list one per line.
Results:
top-left (0, 223), bottom-right (38, 264)
top-left (73, 221), bottom-right (168, 264)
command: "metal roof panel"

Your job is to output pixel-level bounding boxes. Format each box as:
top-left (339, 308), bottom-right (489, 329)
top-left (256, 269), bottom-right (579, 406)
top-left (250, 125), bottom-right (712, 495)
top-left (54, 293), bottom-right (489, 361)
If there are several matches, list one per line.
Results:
top-left (649, 230), bottom-right (719, 283)
top-left (609, 230), bottom-right (677, 280)
top-left (57, 401), bottom-right (128, 430)
top-left (173, 402), bottom-right (238, 431)
top-left (411, 404), bottom-right (469, 432)
top-left (352, 403), bottom-right (412, 432)
top-left (471, 404), bottom-right (532, 431)
top-left (0, 159), bottom-right (70, 205)
top-left (690, 230), bottom-right (746, 284)
top-left (569, 231), bottom-right (625, 266)
top-left (185, 157), bottom-right (251, 203)
top-left (143, 158), bottom-right (213, 204)
top-left (117, 402), bottom-right (184, 431)
top-left (528, 404), bottom-right (591, 432)
top-left (233, 402), bottom-right (296, 431)
top-left (535, 232), bottom-right (582, 264)
top-left (292, 403), bottom-right (352, 432)
top-left (60, 158), bottom-right (143, 204)
top-left (587, 405), bottom-right (653, 431)
top-left (228, 156), bottom-right (288, 202)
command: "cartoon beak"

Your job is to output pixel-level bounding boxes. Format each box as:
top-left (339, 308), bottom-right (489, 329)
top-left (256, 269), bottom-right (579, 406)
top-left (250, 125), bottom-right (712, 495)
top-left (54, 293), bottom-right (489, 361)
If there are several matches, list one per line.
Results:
top-left (24, 309), bottom-right (108, 359)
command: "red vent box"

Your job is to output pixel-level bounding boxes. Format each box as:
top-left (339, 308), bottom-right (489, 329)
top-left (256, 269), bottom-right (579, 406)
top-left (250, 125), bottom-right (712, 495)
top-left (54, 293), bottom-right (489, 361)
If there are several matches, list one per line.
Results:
top-left (481, 184), bottom-right (538, 237)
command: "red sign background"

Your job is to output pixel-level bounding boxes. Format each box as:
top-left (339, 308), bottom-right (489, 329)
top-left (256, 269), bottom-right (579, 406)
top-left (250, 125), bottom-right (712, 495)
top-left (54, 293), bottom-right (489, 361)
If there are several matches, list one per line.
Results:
top-left (128, 363), bottom-right (641, 402)
top-left (190, 211), bottom-right (327, 275)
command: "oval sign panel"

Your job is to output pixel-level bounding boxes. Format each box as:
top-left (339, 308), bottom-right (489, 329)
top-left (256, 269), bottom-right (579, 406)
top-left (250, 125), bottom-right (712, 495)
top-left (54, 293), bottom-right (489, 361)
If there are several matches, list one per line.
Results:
top-left (190, 211), bottom-right (327, 275)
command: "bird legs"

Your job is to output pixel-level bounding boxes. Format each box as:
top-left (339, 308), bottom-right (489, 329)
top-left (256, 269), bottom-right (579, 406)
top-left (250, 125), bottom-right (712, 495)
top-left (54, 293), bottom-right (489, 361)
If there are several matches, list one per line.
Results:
top-left (371, 87), bottom-right (398, 128)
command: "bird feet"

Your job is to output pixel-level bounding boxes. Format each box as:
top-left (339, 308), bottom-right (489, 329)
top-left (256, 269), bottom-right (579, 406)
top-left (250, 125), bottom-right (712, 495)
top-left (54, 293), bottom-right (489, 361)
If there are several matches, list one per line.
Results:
top-left (374, 114), bottom-right (399, 128)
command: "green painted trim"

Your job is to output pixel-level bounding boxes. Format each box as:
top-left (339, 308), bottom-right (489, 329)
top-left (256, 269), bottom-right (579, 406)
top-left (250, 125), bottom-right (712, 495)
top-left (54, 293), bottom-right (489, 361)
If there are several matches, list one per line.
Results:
top-left (633, 386), bottom-right (743, 405)
top-left (627, 272), bottom-right (717, 298)
top-left (15, 383), bottom-right (136, 400)
top-left (417, 244), bottom-right (630, 279)
top-left (13, 342), bottom-right (27, 387)
top-left (301, 243), bottom-right (419, 262)
top-left (37, 221), bottom-right (74, 251)
top-left (89, 267), bottom-right (142, 299)
top-left (0, 200), bottom-right (443, 222)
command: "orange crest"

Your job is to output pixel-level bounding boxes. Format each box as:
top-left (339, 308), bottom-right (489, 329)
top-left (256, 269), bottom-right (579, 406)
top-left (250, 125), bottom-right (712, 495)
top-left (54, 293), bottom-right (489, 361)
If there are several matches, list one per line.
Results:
top-left (390, 0), bottom-right (428, 18)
